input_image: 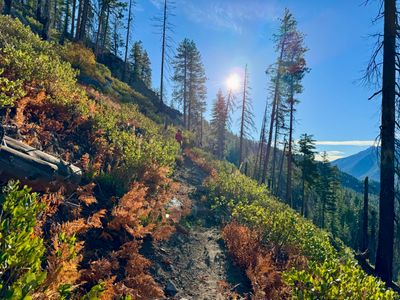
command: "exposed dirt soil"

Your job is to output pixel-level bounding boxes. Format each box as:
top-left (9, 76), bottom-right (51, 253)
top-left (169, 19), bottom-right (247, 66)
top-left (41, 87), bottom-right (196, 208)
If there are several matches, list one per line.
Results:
top-left (141, 157), bottom-right (252, 299)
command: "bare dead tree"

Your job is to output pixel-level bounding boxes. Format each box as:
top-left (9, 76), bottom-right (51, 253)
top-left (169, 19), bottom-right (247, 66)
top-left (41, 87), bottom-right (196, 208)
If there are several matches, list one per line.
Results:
top-left (363, 0), bottom-right (396, 284)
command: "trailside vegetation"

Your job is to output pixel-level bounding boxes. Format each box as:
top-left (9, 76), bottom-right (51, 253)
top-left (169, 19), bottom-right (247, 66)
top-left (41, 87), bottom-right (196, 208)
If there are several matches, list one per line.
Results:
top-left (0, 16), bottom-right (189, 299)
top-left (186, 148), bottom-right (397, 299)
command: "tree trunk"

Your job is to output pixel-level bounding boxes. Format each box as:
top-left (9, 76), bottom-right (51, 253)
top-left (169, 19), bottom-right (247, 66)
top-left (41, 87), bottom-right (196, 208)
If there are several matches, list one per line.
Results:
top-left (286, 88), bottom-right (294, 207)
top-left (239, 64), bottom-right (248, 167)
top-left (159, 0), bottom-right (167, 108)
top-left (41, 0), bottom-right (51, 40)
top-left (75, 0), bottom-right (82, 39)
top-left (70, 0), bottom-right (76, 36)
top-left (375, 0), bottom-right (396, 284)
top-left (0, 136), bottom-right (81, 192)
top-left (362, 177), bottom-right (369, 256)
top-left (188, 83), bottom-right (192, 131)
top-left (101, 6), bottom-right (110, 53)
top-left (262, 40), bottom-right (285, 184)
top-left (79, 0), bottom-right (89, 42)
top-left (3, 0), bottom-right (12, 14)
top-left (36, 0), bottom-right (42, 21)
top-left (63, 0), bottom-right (70, 40)
top-left (370, 210), bottom-right (378, 264)
top-left (255, 100), bottom-right (268, 180)
top-left (183, 51), bottom-right (188, 128)
top-left (95, 2), bottom-right (106, 56)
top-left (199, 111), bottom-right (203, 147)
top-left (301, 172), bottom-right (306, 216)
top-left (123, 0), bottom-right (132, 81)
top-left (277, 141), bottom-right (287, 197)
top-left (271, 107), bottom-right (279, 192)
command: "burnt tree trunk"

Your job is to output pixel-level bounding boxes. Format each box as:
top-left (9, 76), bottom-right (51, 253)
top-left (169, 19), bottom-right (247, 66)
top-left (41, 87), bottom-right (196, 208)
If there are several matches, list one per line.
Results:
top-left (239, 64), bottom-right (248, 167)
top-left (41, 0), bottom-right (51, 40)
top-left (3, 0), bottom-right (12, 14)
top-left (375, 0), bottom-right (396, 284)
top-left (123, 0), bottom-right (132, 81)
top-left (159, 0), bottom-right (167, 108)
top-left (70, 0), bottom-right (76, 36)
top-left (286, 86), bottom-right (294, 207)
top-left (361, 177), bottom-right (369, 256)
top-left (277, 141), bottom-right (287, 197)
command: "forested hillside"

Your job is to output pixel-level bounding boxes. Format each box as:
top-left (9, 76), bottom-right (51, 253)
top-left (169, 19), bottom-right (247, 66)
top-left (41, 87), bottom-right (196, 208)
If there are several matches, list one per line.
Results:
top-left (0, 0), bottom-right (400, 299)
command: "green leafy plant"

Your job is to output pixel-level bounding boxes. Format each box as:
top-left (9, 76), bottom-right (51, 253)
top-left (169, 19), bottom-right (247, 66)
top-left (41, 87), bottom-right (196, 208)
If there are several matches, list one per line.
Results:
top-left (193, 149), bottom-right (398, 299)
top-left (0, 182), bottom-right (46, 299)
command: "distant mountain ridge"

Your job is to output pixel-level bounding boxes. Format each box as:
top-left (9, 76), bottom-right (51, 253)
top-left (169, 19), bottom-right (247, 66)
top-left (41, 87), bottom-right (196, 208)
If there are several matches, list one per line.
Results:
top-left (332, 146), bottom-right (380, 182)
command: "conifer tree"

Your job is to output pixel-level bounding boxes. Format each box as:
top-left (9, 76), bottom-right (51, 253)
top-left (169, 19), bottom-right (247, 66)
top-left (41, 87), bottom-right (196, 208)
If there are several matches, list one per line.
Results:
top-left (317, 152), bottom-right (339, 229)
top-left (141, 50), bottom-right (152, 87)
top-left (130, 41), bottom-right (143, 81)
top-left (210, 90), bottom-right (227, 159)
top-left (298, 134), bottom-right (317, 217)
top-left (262, 9), bottom-right (296, 184)
top-left (172, 39), bottom-right (206, 134)
top-left (284, 26), bottom-right (308, 206)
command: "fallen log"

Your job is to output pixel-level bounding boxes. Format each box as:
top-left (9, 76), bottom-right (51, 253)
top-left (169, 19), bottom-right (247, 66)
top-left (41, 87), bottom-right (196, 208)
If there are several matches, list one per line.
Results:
top-left (0, 135), bottom-right (82, 192)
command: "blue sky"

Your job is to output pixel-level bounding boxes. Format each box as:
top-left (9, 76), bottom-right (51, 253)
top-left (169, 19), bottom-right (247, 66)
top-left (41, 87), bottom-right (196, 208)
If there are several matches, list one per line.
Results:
top-left (130, 0), bottom-right (382, 160)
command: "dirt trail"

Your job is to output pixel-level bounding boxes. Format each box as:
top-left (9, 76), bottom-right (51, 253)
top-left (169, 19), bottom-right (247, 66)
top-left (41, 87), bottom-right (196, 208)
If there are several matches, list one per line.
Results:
top-left (142, 157), bottom-right (251, 299)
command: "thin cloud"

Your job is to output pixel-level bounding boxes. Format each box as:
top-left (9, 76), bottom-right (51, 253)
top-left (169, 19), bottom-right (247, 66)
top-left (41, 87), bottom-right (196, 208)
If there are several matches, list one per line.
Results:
top-left (148, 0), bottom-right (163, 8)
top-left (316, 150), bottom-right (345, 162)
top-left (156, 0), bottom-right (281, 34)
top-left (315, 140), bottom-right (377, 146)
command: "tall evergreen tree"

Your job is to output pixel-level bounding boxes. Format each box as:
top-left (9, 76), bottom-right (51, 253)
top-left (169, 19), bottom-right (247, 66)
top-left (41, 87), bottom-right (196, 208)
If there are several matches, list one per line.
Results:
top-left (210, 90), bottom-right (227, 159)
top-left (130, 41), bottom-right (143, 81)
top-left (284, 26), bottom-right (308, 206)
top-left (317, 152), bottom-right (339, 230)
top-left (141, 50), bottom-right (152, 87)
top-left (172, 39), bottom-right (206, 134)
top-left (172, 39), bottom-right (191, 127)
top-left (262, 9), bottom-right (296, 184)
top-left (297, 134), bottom-right (317, 217)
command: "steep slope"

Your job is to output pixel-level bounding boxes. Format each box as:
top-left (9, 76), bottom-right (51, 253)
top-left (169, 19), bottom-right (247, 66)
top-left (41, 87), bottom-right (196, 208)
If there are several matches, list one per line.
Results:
top-left (332, 146), bottom-right (380, 182)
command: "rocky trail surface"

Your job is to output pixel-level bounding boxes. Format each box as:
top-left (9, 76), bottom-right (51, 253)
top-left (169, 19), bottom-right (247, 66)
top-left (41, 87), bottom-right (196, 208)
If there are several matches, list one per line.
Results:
top-left (142, 157), bottom-right (251, 299)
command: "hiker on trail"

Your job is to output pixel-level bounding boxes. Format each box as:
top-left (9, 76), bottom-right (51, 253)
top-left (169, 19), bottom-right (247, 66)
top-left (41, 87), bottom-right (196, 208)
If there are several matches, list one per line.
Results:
top-left (175, 129), bottom-right (183, 149)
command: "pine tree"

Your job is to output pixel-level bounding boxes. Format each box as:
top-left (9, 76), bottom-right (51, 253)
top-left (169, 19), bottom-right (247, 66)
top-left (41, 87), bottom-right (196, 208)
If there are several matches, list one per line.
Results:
top-left (262, 9), bottom-right (297, 184)
top-left (283, 25), bottom-right (308, 207)
top-left (172, 39), bottom-right (207, 134)
top-left (172, 39), bottom-right (191, 127)
top-left (238, 64), bottom-right (255, 167)
top-left (141, 50), bottom-right (152, 87)
top-left (130, 41), bottom-right (144, 82)
top-left (317, 152), bottom-right (339, 230)
top-left (297, 134), bottom-right (317, 217)
top-left (210, 90), bottom-right (227, 159)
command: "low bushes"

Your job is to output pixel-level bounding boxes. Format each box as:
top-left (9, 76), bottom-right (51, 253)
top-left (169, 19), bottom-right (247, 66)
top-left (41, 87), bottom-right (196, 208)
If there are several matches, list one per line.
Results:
top-left (0, 16), bottom-right (185, 299)
top-left (186, 148), bottom-right (398, 299)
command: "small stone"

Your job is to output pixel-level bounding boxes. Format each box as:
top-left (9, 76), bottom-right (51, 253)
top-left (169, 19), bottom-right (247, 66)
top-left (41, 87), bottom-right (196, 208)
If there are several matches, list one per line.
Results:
top-left (165, 279), bottom-right (179, 296)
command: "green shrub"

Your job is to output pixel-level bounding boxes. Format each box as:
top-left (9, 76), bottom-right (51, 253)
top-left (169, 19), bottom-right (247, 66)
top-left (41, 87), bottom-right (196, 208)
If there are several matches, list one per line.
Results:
top-left (203, 159), bottom-right (398, 299)
top-left (0, 182), bottom-right (46, 299)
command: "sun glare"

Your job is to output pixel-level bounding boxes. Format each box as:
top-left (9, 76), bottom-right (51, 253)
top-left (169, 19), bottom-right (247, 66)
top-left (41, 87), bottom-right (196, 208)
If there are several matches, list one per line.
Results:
top-left (226, 73), bottom-right (241, 91)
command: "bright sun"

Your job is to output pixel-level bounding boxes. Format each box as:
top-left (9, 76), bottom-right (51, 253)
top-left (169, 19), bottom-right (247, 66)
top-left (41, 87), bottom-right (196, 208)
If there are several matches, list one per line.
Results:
top-left (226, 73), bottom-right (241, 91)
